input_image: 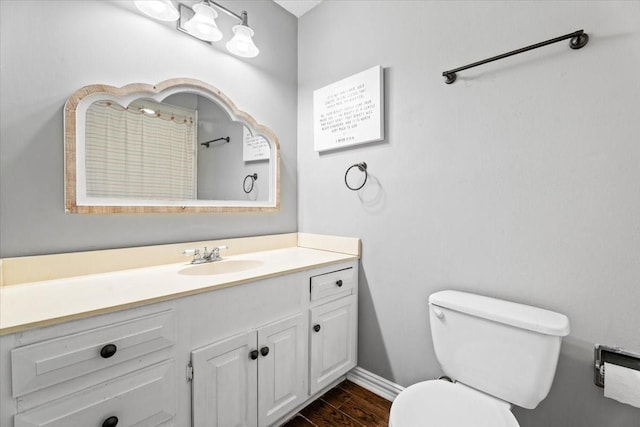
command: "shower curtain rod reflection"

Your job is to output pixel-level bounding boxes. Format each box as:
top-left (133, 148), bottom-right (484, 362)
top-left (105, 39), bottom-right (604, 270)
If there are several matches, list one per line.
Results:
top-left (442, 29), bottom-right (589, 84)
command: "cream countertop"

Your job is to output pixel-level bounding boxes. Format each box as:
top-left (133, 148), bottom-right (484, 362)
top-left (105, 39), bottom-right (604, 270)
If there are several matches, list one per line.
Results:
top-left (1, 236), bottom-right (360, 335)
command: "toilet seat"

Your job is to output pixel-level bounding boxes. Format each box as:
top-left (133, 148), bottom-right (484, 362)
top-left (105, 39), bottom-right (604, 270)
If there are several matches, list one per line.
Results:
top-left (389, 380), bottom-right (520, 427)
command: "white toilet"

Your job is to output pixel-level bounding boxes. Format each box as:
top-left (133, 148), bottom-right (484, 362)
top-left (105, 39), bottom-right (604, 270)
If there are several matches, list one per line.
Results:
top-left (389, 290), bottom-right (570, 427)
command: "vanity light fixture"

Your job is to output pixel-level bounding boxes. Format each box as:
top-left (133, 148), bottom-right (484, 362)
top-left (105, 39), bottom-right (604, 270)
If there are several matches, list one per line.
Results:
top-left (139, 107), bottom-right (157, 115)
top-left (136, 0), bottom-right (260, 58)
top-left (226, 12), bottom-right (260, 58)
top-left (134, 0), bottom-right (179, 22)
top-left (182, 1), bottom-right (223, 42)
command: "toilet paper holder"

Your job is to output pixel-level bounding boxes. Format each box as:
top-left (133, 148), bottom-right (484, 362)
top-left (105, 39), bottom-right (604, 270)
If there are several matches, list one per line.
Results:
top-left (594, 345), bottom-right (640, 387)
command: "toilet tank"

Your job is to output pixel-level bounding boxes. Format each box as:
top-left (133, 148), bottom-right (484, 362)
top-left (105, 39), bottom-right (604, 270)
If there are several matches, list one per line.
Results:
top-left (428, 291), bottom-right (570, 409)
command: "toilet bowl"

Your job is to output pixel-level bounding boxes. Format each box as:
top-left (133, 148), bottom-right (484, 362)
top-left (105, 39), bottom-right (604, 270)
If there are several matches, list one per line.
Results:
top-left (389, 380), bottom-right (519, 427)
top-left (389, 290), bottom-right (570, 427)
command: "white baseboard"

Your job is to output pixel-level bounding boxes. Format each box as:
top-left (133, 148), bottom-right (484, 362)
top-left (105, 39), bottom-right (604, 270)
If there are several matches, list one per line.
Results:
top-left (347, 366), bottom-right (404, 402)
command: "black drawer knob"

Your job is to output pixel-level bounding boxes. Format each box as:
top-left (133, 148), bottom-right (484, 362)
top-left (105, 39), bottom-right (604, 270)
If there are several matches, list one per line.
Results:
top-left (249, 350), bottom-right (259, 360)
top-left (336, 280), bottom-right (343, 287)
top-left (100, 344), bottom-right (117, 359)
top-left (313, 324), bottom-right (321, 332)
top-left (260, 346), bottom-right (270, 357)
top-left (102, 416), bottom-right (118, 427)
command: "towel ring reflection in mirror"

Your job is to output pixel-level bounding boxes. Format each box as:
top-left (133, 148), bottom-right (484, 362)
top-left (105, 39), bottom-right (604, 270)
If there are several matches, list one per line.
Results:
top-left (345, 162), bottom-right (368, 191)
top-left (243, 173), bottom-right (258, 193)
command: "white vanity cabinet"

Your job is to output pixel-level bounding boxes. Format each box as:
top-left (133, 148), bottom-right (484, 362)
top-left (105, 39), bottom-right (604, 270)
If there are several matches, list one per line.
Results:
top-left (0, 258), bottom-right (358, 427)
top-left (308, 268), bottom-right (358, 395)
top-left (2, 305), bottom-right (177, 427)
top-left (191, 313), bottom-right (306, 427)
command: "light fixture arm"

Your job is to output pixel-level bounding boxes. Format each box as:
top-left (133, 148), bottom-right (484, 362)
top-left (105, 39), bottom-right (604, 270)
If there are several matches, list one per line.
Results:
top-left (204, 0), bottom-right (247, 24)
top-left (171, 1), bottom-right (260, 58)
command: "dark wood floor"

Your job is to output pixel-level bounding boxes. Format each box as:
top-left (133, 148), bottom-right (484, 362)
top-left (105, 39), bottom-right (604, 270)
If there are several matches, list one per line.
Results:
top-left (281, 380), bottom-right (392, 427)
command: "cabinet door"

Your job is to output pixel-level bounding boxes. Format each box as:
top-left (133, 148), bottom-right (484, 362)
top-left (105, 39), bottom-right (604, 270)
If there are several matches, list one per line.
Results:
top-left (257, 313), bottom-right (306, 427)
top-left (191, 332), bottom-right (258, 427)
top-left (309, 295), bottom-right (357, 394)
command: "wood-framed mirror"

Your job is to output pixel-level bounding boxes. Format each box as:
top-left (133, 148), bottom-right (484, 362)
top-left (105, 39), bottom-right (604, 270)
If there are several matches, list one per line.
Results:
top-left (64, 78), bottom-right (280, 213)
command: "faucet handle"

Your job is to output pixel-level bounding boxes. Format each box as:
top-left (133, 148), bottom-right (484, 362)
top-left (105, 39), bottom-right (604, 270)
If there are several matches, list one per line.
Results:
top-left (211, 245), bottom-right (228, 260)
top-left (182, 249), bottom-right (201, 263)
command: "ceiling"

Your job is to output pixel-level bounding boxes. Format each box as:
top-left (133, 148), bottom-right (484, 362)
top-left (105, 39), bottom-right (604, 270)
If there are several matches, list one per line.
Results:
top-left (273, 0), bottom-right (323, 18)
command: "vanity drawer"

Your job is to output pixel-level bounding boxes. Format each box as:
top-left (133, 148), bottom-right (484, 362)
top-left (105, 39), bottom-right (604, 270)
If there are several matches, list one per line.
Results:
top-left (14, 359), bottom-right (176, 427)
top-left (11, 309), bottom-right (175, 398)
top-left (310, 267), bottom-right (354, 301)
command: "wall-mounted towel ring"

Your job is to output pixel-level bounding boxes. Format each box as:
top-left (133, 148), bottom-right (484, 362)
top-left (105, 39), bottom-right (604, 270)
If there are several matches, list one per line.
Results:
top-left (345, 162), bottom-right (368, 191)
top-left (243, 173), bottom-right (258, 193)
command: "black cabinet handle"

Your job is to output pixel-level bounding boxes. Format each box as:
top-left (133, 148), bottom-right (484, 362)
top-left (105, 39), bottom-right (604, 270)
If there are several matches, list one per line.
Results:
top-left (313, 324), bottom-right (321, 332)
top-left (102, 416), bottom-right (118, 427)
top-left (249, 350), bottom-right (259, 360)
top-left (100, 344), bottom-right (117, 359)
top-left (260, 346), bottom-right (269, 357)
top-left (336, 280), bottom-right (343, 287)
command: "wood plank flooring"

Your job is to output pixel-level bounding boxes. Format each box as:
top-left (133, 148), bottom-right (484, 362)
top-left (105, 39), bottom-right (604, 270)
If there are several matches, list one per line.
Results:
top-left (281, 380), bottom-right (392, 427)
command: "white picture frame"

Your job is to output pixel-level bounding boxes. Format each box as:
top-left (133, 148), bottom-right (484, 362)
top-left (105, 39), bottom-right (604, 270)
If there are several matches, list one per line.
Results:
top-left (243, 126), bottom-right (270, 162)
top-left (313, 65), bottom-right (384, 152)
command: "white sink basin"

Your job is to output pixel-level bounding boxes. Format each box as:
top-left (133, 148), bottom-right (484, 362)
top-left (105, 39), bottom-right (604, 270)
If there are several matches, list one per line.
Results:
top-left (178, 260), bottom-right (264, 276)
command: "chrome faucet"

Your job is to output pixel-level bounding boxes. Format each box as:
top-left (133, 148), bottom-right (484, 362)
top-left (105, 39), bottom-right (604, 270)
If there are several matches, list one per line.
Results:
top-left (183, 245), bottom-right (228, 264)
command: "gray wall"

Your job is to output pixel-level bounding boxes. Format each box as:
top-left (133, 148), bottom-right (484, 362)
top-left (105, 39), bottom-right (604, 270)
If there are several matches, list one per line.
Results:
top-left (298, 1), bottom-right (640, 426)
top-left (0, 0), bottom-right (297, 257)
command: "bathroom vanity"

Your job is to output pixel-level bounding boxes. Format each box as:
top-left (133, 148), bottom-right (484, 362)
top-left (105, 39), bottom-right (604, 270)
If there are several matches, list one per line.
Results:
top-left (0, 234), bottom-right (359, 427)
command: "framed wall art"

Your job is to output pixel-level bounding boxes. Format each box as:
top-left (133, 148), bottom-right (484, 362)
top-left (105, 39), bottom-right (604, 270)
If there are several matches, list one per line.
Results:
top-left (313, 65), bottom-right (384, 152)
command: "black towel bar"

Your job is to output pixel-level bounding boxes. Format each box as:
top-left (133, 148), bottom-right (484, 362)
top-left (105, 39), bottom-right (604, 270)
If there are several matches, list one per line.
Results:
top-left (442, 29), bottom-right (589, 84)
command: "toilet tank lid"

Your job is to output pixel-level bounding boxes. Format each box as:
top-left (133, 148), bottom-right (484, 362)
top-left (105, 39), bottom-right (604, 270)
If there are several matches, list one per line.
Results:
top-left (429, 290), bottom-right (570, 336)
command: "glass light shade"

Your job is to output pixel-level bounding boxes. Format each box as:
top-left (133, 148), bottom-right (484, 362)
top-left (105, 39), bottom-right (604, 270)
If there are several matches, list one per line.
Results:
top-left (226, 25), bottom-right (260, 58)
top-left (184, 3), bottom-right (223, 42)
top-left (134, 0), bottom-right (179, 22)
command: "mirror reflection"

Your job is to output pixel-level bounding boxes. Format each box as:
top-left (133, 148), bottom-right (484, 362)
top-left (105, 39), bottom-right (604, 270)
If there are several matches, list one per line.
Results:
top-left (85, 95), bottom-right (270, 202)
top-left (65, 78), bottom-right (279, 213)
